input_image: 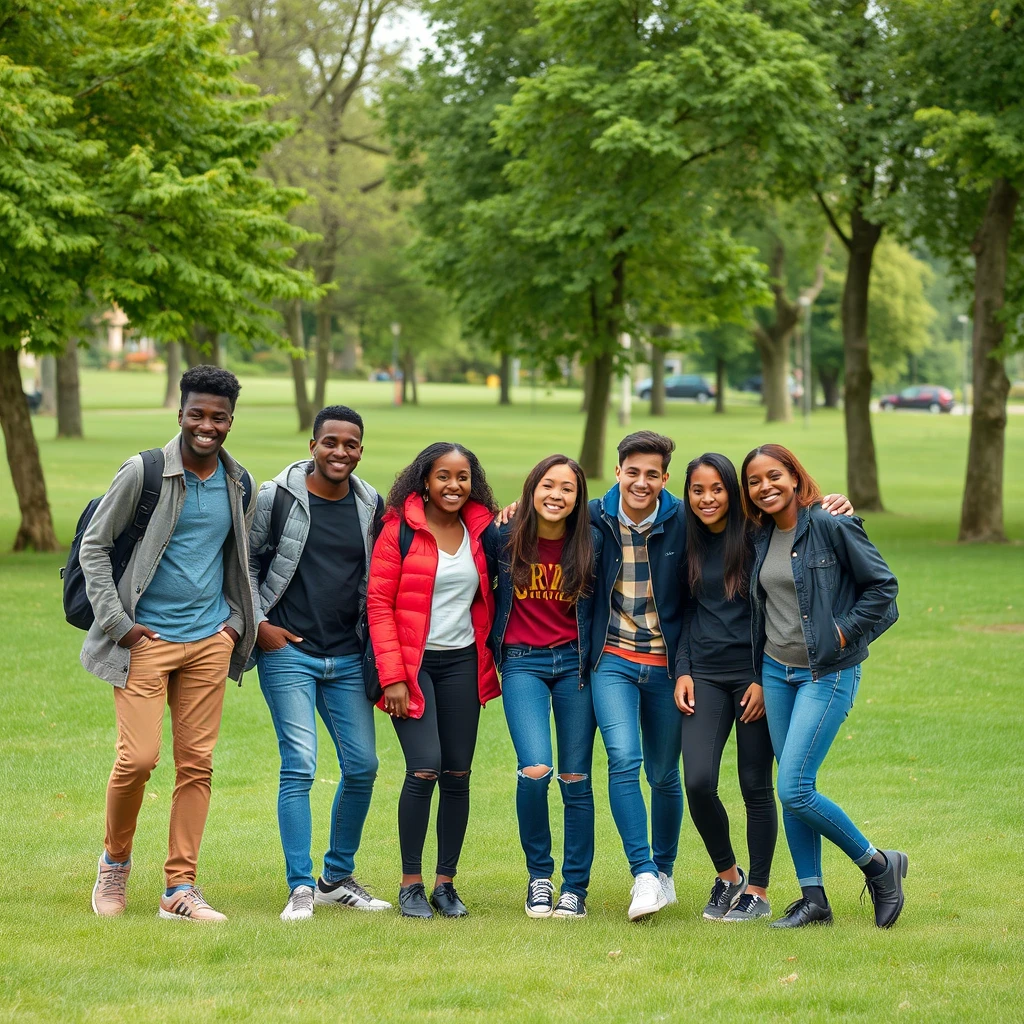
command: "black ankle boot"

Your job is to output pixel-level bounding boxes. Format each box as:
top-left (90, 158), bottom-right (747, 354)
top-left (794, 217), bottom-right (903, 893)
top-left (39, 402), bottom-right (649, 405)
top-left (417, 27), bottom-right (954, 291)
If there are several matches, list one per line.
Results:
top-left (398, 883), bottom-right (434, 918)
top-left (863, 850), bottom-right (908, 929)
top-left (430, 882), bottom-right (469, 917)
top-left (769, 896), bottom-right (834, 929)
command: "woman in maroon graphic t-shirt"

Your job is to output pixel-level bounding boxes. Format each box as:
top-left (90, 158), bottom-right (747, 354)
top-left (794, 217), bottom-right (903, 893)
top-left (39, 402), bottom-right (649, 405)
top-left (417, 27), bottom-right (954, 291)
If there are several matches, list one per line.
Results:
top-left (491, 455), bottom-right (599, 919)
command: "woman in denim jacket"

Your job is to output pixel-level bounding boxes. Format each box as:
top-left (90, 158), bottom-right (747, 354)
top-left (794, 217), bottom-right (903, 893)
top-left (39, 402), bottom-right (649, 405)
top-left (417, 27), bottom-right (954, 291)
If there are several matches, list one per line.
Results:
top-left (741, 443), bottom-right (906, 931)
top-left (491, 455), bottom-right (599, 919)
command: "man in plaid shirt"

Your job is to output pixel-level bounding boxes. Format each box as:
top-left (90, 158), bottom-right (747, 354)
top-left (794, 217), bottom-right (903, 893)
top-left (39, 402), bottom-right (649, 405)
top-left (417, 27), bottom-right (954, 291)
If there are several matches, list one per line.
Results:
top-left (588, 431), bottom-right (688, 921)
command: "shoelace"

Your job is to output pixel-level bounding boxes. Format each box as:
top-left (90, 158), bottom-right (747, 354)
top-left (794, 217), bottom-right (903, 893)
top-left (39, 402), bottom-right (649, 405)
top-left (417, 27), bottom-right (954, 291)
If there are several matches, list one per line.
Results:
top-left (290, 887), bottom-right (315, 913)
top-left (529, 879), bottom-right (554, 905)
top-left (341, 877), bottom-right (374, 901)
top-left (556, 892), bottom-right (580, 913)
top-left (438, 882), bottom-right (461, 901)
top-left (731, 893), bottom-right (761, 914)
top-left (709, 878), bottom-right (728, 906)
top-left (97, 865), bottom-right (129, 899)
top-left (782, 897), bottom-right (810, 917)
top-left (177, 886), bottom-right (213, 909)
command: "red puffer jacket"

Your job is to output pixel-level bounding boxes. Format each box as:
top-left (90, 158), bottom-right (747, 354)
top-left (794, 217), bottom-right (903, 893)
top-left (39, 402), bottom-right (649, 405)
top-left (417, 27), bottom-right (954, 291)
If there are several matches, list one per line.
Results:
top-left (366, 493), bottom-right (500, 720)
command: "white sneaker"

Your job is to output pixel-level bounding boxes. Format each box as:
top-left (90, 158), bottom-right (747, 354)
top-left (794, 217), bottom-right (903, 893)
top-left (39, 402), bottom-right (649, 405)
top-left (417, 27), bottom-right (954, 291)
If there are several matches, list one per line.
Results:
top-left (314, 875), bottom-right (392, 911)
top-left (659, 871), bottom-right (677, 906)
top-left (628, 872), bottom-right (668, 921)
top-left (281, 885), bottom-right (315, 921)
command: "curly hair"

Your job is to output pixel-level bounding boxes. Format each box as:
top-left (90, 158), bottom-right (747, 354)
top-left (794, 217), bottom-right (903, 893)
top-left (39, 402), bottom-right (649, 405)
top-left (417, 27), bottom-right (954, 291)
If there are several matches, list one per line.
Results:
top-left (385, 442), bottom-right (498, 515)
top-left (313, 404), bottom-right (363, 439)
top-left (179, 365), bottom-right (241, 410)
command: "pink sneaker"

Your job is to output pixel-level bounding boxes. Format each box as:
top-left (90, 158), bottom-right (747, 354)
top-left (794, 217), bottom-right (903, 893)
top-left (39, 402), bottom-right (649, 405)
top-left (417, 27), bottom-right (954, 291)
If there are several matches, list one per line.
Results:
top-left (158, 886), bottom-right (227, 923)
top-left (92, 854), bottom-right (131, 917)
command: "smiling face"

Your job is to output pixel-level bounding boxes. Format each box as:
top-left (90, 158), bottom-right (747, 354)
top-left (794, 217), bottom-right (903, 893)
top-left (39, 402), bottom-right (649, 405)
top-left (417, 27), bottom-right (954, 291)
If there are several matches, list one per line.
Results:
top-left (745, 454), bottom-right (799, 521)
top-left (532, 462), bottom-right (578, 527)
top-left (425, 451), bottom-right (472, 514)
top-left (688, 463), bottom-right (729, 533)
top-left (310, 419), bottom-right (363, 485)
top-left (178, 391), bottom-right (233, 462)
top-left (616, 452), bottom-right (668, 522)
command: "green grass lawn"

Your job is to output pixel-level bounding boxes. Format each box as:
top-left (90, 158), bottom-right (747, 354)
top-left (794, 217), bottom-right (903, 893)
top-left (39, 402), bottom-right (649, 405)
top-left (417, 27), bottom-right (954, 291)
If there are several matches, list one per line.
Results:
top-left (1, 370), bottom-right (1022, 1022)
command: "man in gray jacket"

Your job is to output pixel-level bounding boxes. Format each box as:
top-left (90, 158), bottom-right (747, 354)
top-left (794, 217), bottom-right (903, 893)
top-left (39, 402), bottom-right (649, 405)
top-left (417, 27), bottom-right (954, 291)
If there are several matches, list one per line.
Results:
top-left (248, 404), bottom-right (391, 921)
top-left (83, 366), bottom-right (256, 923)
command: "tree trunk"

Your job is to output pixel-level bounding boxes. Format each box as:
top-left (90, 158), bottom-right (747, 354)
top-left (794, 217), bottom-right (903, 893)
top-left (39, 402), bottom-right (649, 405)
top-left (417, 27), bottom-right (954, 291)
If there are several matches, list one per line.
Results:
top-left (402, 348), bottom-right (418, 405)
top-left (841, 209), bottom-right (884, 511)
top-left (56, 344), bottom-right (83, 438)
top-left (499, 351), bottom-right (512, 405)
top-left (285, 299), bottom-right (312, 433)
top-left (579, 351), bottom-right (613, 479)
top-left (39, 355), bottom-right (56, 415)
top-left (754, 326), bottom-right (792, 423)
top-left (163, 341), bottom-right (181, 409)
top-left (818, 366), bottom-right (840, 408)
top-left (958, 177), bottom-right (1018, 543)
top-left (314, 302), bottom-right (332, 411)
top-left (339, 327), bottom-right (359, 374)
top-left (580, 359), bottom-right (594, 413)
top-left (715, 356), bottom-right (726, 414)
top-left (0, 346), bottom-right (60, 551)
top-left (650, 345), bottom-right (666, 416)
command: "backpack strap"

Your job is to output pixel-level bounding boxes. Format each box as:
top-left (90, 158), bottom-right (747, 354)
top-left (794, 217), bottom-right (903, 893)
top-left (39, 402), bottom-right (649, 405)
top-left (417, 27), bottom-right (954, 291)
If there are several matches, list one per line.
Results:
top-left (373, 493), bottom-right (385, 541)
top-left (241, 470), bottom-right (253, 513)
top-left (127, 448), bottom-right (164, 539)
top-left (399, 518), bottom-right (414, 560)
top-left (269, 485), bottom-right (296, 551)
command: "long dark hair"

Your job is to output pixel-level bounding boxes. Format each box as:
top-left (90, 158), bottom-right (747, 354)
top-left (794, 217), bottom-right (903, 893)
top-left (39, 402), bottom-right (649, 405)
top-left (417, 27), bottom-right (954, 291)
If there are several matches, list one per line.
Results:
top-left (385, 442), bottom-right (498, 515)
top-left (740, 443), bottom-right (822, 527)
top-left (508, 455), bottom-right (592, 604)
top-left (683, 453), bottom-right (751, 601)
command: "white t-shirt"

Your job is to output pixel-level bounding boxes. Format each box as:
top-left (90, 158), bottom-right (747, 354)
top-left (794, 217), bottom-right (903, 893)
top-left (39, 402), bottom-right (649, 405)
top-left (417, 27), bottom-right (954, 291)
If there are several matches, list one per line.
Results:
top-left (425, 523), bottom-right (478, 650)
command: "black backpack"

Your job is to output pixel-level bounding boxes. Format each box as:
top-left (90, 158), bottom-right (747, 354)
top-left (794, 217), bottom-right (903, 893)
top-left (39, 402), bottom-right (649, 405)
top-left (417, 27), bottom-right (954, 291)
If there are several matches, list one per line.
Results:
top-left (62, 450), bottom-right (252, 630)
top-left (256, 485), bottom-right (297, 585)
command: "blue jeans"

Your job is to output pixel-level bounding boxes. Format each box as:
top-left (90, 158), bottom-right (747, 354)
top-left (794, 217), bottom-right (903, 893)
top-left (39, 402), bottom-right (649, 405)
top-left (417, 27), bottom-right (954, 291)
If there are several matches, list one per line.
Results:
top-left (258, 643), bottom-right (378, 891)
top-left (761, 655), bottom-right (877, 887)
top-left (501, 643), bottom-right (596, 898)
top-left (591, 652), bottom-right (683, 878)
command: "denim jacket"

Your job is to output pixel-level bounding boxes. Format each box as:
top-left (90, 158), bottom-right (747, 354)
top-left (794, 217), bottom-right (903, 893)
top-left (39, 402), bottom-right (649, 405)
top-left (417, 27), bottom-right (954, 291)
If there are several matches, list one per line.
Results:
top-left (589, 485), bottom-right (688, 673)
top-left (750, 505), bottom-right (899, 680)
top-left (489, 521), bottom-right (598, 682)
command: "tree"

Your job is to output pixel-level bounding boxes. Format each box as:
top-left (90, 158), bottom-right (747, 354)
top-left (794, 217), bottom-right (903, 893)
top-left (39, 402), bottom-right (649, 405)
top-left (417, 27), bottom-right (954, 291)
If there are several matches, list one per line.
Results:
top-left (899, 0), bottom-right (1024, 542)
top-left (0, 0), bottom-right (318, 551)
top-left (809, 0), bottom-right (919, 510)
top-left (221, 0), bottom-right (404, 427)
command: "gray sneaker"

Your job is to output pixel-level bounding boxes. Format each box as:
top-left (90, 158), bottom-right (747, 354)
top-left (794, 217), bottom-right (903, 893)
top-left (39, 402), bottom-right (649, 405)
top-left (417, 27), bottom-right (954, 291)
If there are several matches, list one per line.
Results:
top-left (722, 892), bottom-right (771, 922)
top-left (702, 867), bottom-right (748, 921)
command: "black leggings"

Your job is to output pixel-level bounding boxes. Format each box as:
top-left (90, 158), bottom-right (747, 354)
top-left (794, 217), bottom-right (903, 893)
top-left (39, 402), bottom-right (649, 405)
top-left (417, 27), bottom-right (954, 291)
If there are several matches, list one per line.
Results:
top-left (680, 677), bottom-right (778, 889)
top-left (391, 645), bottom-right (481, 877)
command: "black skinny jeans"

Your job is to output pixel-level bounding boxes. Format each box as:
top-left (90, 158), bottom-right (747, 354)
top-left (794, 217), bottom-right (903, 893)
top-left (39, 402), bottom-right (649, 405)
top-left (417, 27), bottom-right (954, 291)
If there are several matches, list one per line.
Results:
top-left (679, 677), bottom-right (778, 889)
top-left (391, 645), bottom-right (481, 877)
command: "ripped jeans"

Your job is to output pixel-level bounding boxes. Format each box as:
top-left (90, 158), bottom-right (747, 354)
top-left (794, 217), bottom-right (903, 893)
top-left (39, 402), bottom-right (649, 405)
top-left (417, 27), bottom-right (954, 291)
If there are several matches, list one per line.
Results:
top-left (391, 645), bottom-right (480, 877)
top-left (501, 643), bottom-right (596, 898)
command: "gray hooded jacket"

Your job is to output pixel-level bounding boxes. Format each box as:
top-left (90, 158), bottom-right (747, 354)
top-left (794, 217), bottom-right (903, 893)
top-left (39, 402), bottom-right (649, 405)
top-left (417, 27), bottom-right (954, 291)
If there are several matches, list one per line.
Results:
top-left (245, 461), bottom-right (381, 669)
top-left (79, 435), bottom-right (257, 687)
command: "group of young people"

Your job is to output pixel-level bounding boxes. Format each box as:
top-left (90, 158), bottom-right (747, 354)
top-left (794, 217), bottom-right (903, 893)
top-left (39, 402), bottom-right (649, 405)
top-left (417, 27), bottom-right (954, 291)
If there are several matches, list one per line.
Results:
top-left (80, 366), bottom-right (907, 931)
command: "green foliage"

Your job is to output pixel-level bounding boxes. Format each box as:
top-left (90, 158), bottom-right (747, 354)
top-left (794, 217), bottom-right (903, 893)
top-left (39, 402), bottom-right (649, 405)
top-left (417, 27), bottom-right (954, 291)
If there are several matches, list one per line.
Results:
top-left (0, 0), bottom-right (317, 352)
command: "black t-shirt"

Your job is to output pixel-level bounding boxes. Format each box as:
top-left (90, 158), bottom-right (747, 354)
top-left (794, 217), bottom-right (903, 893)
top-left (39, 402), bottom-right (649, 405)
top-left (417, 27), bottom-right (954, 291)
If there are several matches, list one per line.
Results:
top-left (268, 489), bottom-right (364, 658)
top-left (685, 528), bottom-right (756, 686)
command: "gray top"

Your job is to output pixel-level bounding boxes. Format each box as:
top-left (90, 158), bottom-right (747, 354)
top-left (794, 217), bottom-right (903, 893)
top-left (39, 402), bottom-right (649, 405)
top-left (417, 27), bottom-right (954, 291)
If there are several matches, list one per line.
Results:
top-left (760, 525), bottom-right (809, 668)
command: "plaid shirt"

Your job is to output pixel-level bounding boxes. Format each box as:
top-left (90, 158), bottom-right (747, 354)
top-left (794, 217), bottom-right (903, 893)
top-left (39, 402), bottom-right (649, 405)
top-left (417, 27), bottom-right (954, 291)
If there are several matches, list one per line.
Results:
top-left (606, 517), bottom-right (666, 658)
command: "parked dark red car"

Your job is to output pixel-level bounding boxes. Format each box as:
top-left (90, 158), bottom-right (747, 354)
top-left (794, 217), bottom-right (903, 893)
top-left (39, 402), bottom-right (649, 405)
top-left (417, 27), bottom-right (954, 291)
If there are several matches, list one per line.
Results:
top-left (879, 385), bottom-right (954, 414)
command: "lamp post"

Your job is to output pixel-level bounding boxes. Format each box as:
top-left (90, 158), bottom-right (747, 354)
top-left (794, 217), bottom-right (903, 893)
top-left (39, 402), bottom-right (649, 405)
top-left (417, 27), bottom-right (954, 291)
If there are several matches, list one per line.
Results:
top-left (390, 321), bottom-right (402, 407)
top-left (618, 332), bottom-right (632, 426)
top-left (957, 314), bottom-right (970, 416)
top-left (798, 294), bottom-right (812, 427)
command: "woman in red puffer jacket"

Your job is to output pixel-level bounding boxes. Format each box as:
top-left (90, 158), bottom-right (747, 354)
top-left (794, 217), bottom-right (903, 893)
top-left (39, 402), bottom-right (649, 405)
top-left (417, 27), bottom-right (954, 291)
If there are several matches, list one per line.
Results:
top-left (367, 442), bottom-right (499, 920)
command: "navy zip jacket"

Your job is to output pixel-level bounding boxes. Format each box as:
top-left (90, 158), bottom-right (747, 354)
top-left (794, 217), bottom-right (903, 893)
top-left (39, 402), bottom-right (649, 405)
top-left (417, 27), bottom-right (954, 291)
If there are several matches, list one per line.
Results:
top-left (750, 504), bottom-right (898, 679)
top-left (490, 520), bottom-right (598, 681)
top-left (589, 484), bottom-right (688, 673)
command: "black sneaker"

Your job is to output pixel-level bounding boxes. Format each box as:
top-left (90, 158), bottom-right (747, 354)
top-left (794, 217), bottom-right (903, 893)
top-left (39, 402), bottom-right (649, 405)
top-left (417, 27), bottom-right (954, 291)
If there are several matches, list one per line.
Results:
top-left (769, 897), bottom-right (834, 929)
top-left (702, 867), bottom-right (748, 921)
top-left (863, 850), bottom-right (908, 929)
top-left (398, 883), bottom-right (434, 919)
top-left (430, 882), bottom-right (468, 918)
top-left (525, 878), bottom-right (555, 918)
top-left (552, 891), bottom-right (587, 918)
top-left (722, 892), bottom-right (771, 923)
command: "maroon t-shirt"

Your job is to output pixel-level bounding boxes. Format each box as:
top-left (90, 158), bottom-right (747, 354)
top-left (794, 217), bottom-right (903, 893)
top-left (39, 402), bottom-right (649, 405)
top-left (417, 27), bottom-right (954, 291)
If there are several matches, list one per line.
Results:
top-left (503, 536), bottom-right (579, 649)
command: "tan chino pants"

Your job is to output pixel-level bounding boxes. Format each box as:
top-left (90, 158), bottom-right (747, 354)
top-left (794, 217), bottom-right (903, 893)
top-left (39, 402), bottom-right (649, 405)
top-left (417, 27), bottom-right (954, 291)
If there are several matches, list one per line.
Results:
top-left (104, 631), bottom-right (234, 887)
